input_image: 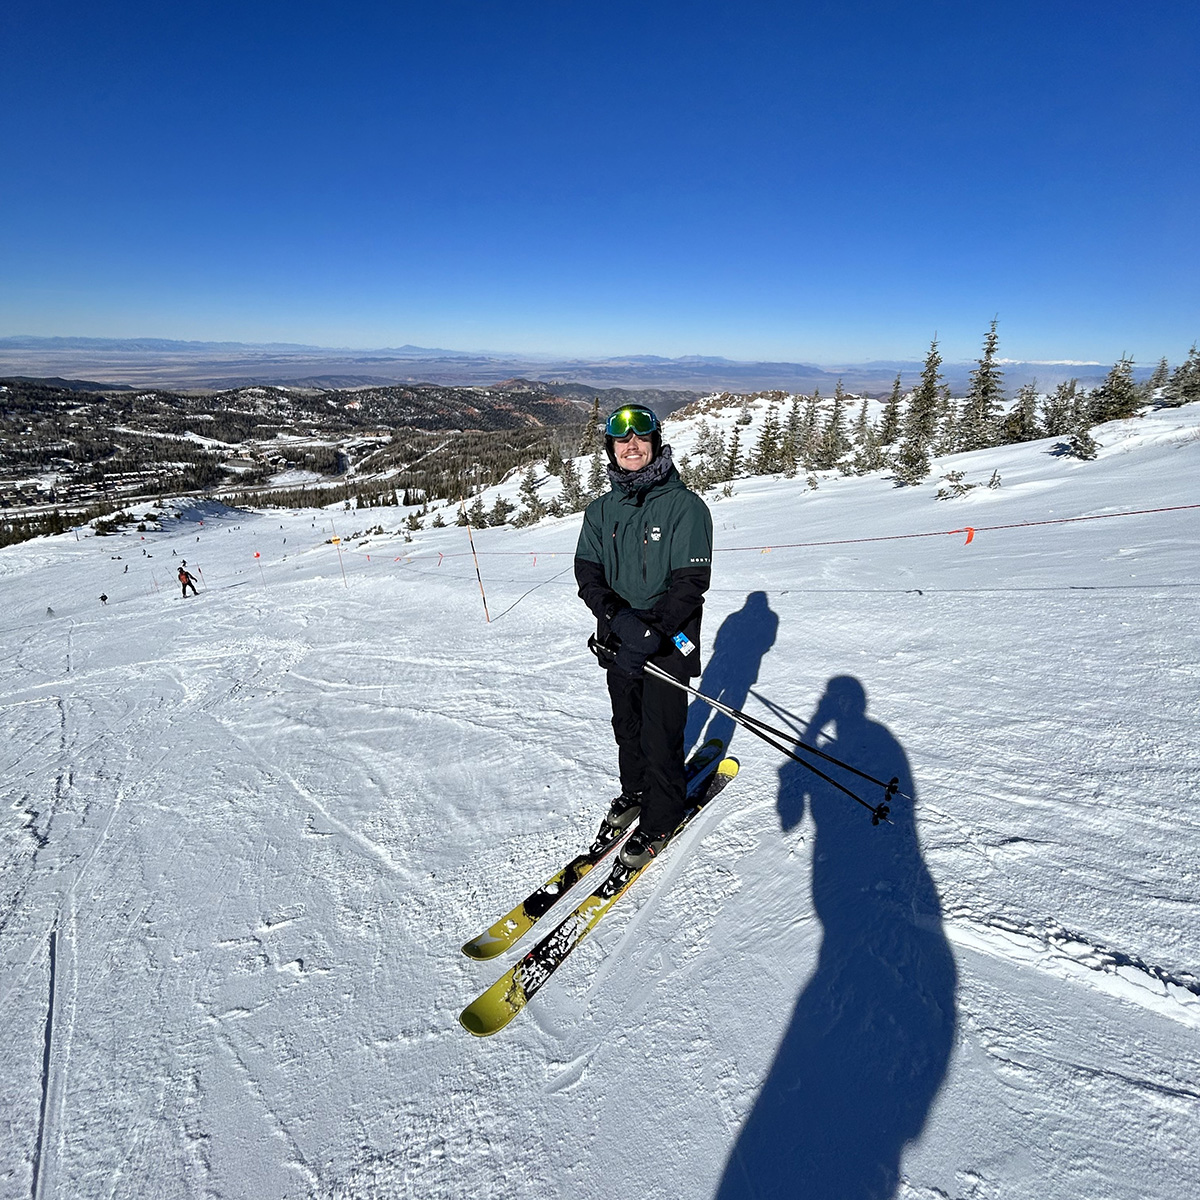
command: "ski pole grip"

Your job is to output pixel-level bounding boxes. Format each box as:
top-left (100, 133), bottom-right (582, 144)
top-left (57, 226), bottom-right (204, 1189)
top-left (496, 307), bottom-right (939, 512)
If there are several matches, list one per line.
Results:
top-left (588, 634), bottom-right (619, 666)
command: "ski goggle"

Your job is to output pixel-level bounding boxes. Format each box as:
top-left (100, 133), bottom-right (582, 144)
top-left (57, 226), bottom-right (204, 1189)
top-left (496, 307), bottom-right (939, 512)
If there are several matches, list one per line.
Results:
top-left (605, 407), bottom-right (659, 439)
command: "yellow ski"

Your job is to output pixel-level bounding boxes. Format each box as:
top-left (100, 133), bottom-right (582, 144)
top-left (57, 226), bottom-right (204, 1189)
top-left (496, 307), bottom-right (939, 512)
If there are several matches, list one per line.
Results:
top-left (459, 757), bottom-right (739, 1037)
top-left (460, 738), bottom-right (725, 961)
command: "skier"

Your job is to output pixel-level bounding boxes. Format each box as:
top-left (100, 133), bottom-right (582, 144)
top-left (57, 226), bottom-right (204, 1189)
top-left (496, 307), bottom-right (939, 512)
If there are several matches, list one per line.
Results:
top-left (178, 565), bottom-right (199, 597)
top-left (575, 404), bottom-right (713, 869)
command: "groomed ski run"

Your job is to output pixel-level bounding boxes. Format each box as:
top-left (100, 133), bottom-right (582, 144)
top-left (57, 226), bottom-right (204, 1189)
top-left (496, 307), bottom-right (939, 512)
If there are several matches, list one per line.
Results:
top-left (0, 400), bottom-right (1197, 1199)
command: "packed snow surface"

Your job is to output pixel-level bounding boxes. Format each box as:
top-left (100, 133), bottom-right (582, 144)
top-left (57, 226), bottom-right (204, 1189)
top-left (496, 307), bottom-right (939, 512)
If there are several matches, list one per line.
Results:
top-left (2, 404), bottom-right (1199, 1199)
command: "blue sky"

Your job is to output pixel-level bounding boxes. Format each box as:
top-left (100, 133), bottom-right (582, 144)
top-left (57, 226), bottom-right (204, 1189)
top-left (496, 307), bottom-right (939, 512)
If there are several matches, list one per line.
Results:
top-left (3, 1), bottom-right (1197, 364)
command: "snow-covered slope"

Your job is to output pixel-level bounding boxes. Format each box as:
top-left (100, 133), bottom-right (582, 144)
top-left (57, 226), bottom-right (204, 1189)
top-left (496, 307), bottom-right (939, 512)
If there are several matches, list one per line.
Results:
top-left (2, 404), bottom-right (1198, 1200)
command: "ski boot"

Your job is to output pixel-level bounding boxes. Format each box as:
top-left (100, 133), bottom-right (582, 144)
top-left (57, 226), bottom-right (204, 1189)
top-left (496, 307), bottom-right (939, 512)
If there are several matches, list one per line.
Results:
top-left (618, 827), bottom-right (672, 870)
top-left (599, 791), bottom-right (642, 840)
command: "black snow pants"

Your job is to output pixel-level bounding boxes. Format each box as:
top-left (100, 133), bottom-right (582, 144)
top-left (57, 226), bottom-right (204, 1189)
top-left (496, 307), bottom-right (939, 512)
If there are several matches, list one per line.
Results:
top-left (606, 655), bottom-right (689, 837)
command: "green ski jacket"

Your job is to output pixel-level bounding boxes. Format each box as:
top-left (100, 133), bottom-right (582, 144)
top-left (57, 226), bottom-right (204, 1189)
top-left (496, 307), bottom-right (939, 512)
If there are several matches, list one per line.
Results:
top-left (574, 464), bottom-right (713, 674)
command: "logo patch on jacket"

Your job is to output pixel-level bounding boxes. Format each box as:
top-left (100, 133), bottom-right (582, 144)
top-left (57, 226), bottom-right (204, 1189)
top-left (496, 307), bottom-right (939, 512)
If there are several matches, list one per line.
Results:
top-left (651, 526), bottom-right (662, 541)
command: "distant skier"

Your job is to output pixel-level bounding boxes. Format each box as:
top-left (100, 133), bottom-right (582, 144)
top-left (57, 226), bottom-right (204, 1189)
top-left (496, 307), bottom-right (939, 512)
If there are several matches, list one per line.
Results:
top-left (575, 404), bottom-right (713, 870)
top-left (178, 566), bottom-right (198, 597)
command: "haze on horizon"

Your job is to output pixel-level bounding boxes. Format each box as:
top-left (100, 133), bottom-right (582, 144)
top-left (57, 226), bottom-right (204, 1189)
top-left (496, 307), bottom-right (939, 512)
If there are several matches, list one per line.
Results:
top-left (2, 1), bottom-right (1197, 367)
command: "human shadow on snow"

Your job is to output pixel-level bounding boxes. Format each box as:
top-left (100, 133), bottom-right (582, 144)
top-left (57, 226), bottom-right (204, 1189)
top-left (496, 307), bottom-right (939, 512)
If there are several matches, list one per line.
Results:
top-left (716, 675), bottom-right (957, 1200)
top-left (686, 590), bottom-right (779, 755)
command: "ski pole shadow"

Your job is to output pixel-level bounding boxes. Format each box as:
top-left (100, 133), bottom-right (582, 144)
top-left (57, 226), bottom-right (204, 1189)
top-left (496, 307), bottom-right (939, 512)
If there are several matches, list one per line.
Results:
top-left (686, 591), bottom-right (779, 754)
top-left (717, 675), bottom-right (958, 1200)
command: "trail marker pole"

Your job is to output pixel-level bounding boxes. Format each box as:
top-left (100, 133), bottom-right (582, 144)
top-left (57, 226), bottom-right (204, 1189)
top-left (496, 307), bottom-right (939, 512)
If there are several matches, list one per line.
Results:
top-left (465, 522), bottom-right (491, 623)
top-left (330, 519), bottom-right (349, 587)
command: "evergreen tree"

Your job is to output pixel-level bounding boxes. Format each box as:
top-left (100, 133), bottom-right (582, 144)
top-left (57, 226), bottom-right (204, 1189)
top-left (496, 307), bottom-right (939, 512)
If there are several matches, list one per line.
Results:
top-left (959, 318), bottom-right (1005, 451)
top-left (723, 426), bottom-right (743, 481)
top-left (1089, 355), bottom-right (1139, 423)
top-left (852, 398), bottom-right (870, 449)
top-left (1144, 356), bottom-right (1170, 401)
top-left (780, 394), bottom-right (803, 477)
top-left (489, 495), bottom-right (515, 526)
top-left (895, 337), bottom-right (943, 484)
top-left (1041, 379), bottom-right (1078, 437)
top-left (546, 444), bottom-right (565, 477)
top-left (586, 447), bottom-right (607, 499)
top-left (517, 464), bottom-right (545, 523)
top-left (559, 455), bottom-right (585, 512)
top-left (816, 383), bottom-right (850, 470)
top-left (1067, 426), bottom-right (1100, 460)
top-left (878, 374), bottom-right (904, 445)
top-left (933, 385), bottom-right (958, 455)
top-left (693, 420), bottom-right (727, 487)
top-left (1165, 343), bottom-right (1200, 406)
top-left (1069, 383), bottom-right (1091, 431)
top-left (799, 390), bottom-right (822, 468)
top-left (752, 405), bottom-right (783, 474)
top-left (579, 398), bottom-right (602, 456)
top-left (850, 400), bottom-right (887, 475)
top-left (1000, 381), bottom-right (1041, 443)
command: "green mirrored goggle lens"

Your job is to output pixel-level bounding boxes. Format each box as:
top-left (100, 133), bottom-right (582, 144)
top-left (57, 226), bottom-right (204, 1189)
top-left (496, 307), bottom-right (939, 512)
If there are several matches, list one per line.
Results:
top-left (605, 407), bottom-right (659, 438)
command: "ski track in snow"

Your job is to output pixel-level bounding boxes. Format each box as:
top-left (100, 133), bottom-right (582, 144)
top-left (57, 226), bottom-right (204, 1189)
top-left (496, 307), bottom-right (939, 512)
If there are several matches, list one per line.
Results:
top-left (1, 404), bottom-right (1199, 1199)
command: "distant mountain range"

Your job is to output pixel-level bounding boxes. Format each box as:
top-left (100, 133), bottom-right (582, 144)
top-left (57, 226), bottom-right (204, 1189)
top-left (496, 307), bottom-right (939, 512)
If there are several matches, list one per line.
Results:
top-left (0, 336), bottom-right (1136, 395)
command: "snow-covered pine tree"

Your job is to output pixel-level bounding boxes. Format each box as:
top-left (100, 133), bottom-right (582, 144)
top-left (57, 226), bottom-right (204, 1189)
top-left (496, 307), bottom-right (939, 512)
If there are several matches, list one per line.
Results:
top-left (780, 394), bottom-right (803, 477)
top-left (1165, 343), bottom-right (1200, 407)
top-left (1089, 355), bottom-right (1140, 423)
top-left (1000, 380), bottom-right (1042, 443)
top-left (1041, 379), bottom-right (1078, 437)
top-left (878, 374), bottom-right (903, 445)
top-left (959, 318), bottom-right (1005, 451)
top-left (1143, 357), bottom-right (1170, 402)
top-left (753, 405), bottom-right (783, 474)
top-left (1067, 426), bottom-right (1100, 460)
top-left (586, 447), bottom-right (606, 500)
top-left (852, 399), bottom-right (870, 449)
top-left (895, 337), bottom-right (943, 484)
top-left (489, 495), bottom-right (515, 526)
top-left (579, 398), bottom-right (602, 456)
top-left (799, 389), bottom-right (822, 469)
top-left (559, 456), bottom-right (585, 512)
top-left (816, 382), bottom-right (850, 470)
top-left (724, 425), bottom-right (743, 481)
top-left (465, 495), bottom-right (488, 526)
top-left (517, 464), bottom-right (545, 523)
top-left (933, 384), bottom-right (958, 455)
top-left (850, 399), bottom-right (887, 475)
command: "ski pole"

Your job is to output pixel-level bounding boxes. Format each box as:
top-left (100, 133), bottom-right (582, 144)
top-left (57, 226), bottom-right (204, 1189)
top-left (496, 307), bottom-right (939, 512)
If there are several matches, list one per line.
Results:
top-left (715, 680), bottom-right (909, 800)
top-left (644, 660), bottom-right (895, 825)
top-left (588, 638), bottom-right (895, 824)
top-left (593, 638), bottom-right (899, 798)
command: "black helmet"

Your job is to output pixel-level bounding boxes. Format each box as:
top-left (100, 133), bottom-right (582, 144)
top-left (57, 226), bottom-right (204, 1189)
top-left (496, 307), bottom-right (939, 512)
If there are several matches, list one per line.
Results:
top-left (603, 404), bottom-right (662, 468)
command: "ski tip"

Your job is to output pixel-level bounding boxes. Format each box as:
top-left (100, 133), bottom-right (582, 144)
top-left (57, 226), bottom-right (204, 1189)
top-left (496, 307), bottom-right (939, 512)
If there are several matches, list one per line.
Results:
top-left (461, 942), bottom-right (505, 961)
top-left (459, 991), bottom-right (522, 1038)
top-left (717, 756), bottom-right (739, 778)
top-left (458, 921), bottom-right (516, 960)
top-left (459, 1008), bottom-right (498, 1037)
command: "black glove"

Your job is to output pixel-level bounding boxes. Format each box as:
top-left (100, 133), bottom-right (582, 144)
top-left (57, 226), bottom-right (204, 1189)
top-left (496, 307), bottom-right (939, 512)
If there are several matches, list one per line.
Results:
top-left (609, 609), bottom-right (662, 675)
